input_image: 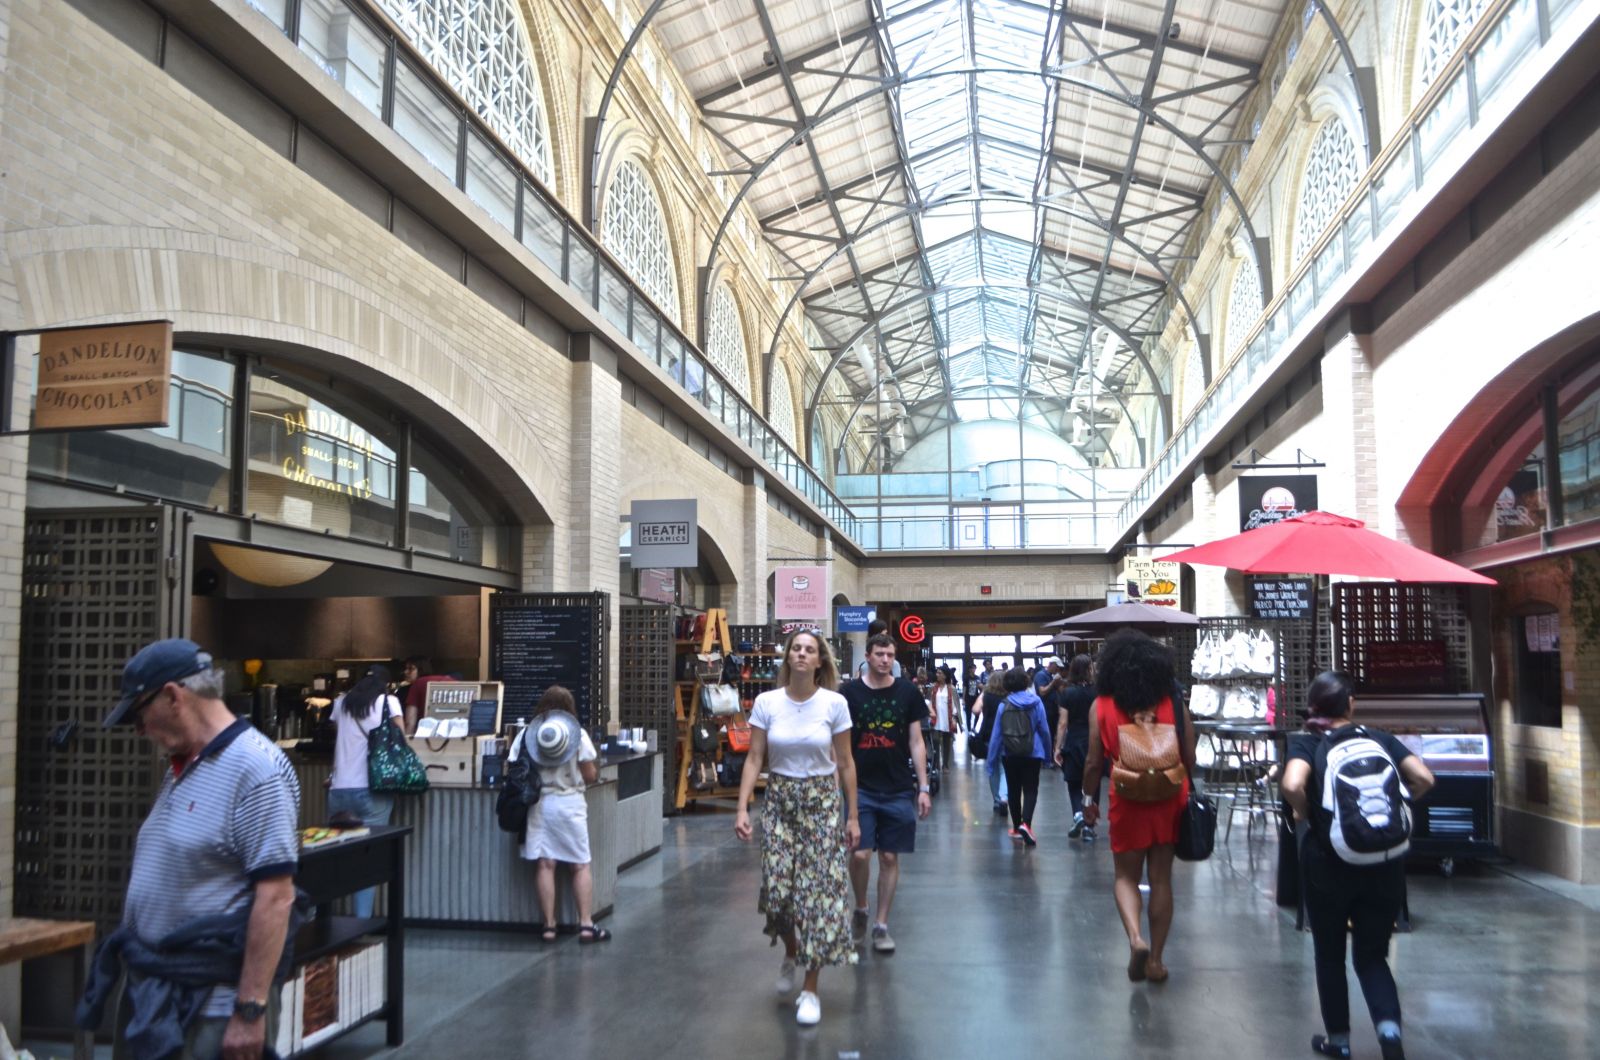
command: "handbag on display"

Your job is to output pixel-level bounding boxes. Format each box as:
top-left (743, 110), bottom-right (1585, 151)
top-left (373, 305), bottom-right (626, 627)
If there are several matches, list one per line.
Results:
top-left (1111, 709), bottom-right (1186, 802)
top-left (1249, 630), bottom-right (1277, 676)
top-left (725, 714), bottom-right (752, 753)
top-left (1176, 785), bottom-right (1218, 861)
top-left (692, 718), bottom-right (718, 754)
top-left (1188, 684), bottom-right (1220, 718)
top-left (368, 718), bottom-right (429, 793)
top-left (701, 684), bottom-right (740, 716)
top-left (719, 751), bottom-right (747, 789)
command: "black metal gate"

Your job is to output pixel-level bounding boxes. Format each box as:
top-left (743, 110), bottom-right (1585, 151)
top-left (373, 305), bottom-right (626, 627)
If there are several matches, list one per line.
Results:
top-left (15, 507), bottom-right (183, 929)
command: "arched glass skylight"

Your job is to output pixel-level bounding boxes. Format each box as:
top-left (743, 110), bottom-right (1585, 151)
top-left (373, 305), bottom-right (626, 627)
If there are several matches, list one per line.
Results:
top-left (603, 159), bottom-right (680, 324)
top-left (376, 0), bottom-right (555, 186)
top-left (1292, 117), bottom-right (1361, 265)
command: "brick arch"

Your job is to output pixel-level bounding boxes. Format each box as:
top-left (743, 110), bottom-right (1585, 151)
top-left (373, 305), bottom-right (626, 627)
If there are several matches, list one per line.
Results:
top-left (7, 226), bottom-right (561, 526)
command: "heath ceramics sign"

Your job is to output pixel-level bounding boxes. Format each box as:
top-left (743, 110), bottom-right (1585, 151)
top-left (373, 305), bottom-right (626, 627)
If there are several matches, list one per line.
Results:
top-left (629, 499), bottom-right (699, 568)
top-left (33, 320), bottom-right (173, 432)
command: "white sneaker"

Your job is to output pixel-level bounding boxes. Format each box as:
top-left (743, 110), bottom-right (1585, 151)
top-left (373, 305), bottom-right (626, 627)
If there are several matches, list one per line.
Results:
top-left (795, 990), bottom-right (821, 1025)
top-left (775, 958), bottom-right (797, 995)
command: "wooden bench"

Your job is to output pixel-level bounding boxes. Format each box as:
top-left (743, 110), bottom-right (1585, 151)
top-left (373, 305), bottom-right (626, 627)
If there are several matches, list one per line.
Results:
top-left (0, 918), bottom-right (96, 1060)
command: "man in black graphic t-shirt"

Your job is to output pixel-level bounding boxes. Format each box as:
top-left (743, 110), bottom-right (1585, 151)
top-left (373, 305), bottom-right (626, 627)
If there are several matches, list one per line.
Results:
top-left (842, 633), bottom-right (930, 955)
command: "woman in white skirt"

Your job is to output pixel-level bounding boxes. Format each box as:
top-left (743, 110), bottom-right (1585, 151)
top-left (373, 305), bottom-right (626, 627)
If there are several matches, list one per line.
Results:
top-left (520, 685), bottom-right (611, 943)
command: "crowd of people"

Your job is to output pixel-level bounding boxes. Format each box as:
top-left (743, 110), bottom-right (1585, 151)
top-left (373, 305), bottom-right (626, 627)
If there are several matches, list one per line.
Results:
top-left (84, 628), bottom-right (1430, 1058)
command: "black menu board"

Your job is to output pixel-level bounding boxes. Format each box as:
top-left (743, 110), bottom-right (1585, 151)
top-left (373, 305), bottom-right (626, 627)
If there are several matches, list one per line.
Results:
top-left (1248, 577), bottom-right (1315, 620)
top-left (490, 593), bottom-right (607, 727)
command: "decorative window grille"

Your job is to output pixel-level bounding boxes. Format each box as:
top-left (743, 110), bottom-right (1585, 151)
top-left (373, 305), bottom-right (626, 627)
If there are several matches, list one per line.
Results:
top-left (1226, 260), bottom-right (1263, 358)
top-left (603, 159), bottom-right (680, 323)
top-left (1182, 346), bottom-right (1207, 418)
top-left (1292, 117), bottom-right (1361, 264)
top-left (770, 361), bottom-right (797, 446)
top-left (706, 285), bottom-right (751, 396)
top-left (1420, 0), bottom-right (1491, 89)
top-left (375, 0), bottom-right (554, 187)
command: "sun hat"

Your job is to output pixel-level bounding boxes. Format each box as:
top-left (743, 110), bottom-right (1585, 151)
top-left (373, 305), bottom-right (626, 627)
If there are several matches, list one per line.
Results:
top-left (529, 710), bottom-right (583, 768)
top-left (105, 638), bottom-right (213, 727)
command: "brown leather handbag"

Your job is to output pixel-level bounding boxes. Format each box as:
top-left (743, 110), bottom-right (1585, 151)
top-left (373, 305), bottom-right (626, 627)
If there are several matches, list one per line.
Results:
top-left (1112, 709), bottom-right (1187, 802)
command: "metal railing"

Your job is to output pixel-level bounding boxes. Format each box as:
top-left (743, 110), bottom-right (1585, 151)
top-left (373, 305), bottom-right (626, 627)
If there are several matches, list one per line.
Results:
top-left (1118, 0), bottom-right (1585, 531)
top-left (249, 0), bottom-right (861, 540)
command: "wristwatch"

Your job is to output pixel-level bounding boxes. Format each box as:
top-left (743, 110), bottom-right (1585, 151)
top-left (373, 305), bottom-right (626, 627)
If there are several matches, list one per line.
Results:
top-left (918, 785), bottom-right (931, 794)
top-left (233, 998), bottom-right (268, 1022)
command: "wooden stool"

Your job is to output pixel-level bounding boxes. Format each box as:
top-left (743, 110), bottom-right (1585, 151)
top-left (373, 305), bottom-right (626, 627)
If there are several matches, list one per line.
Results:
top-left (0, 917), bottom-right (97, 1060)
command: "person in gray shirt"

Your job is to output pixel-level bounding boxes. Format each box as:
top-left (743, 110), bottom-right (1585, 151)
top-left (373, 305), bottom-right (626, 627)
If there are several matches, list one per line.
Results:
top-left (82, 638), bottom-right (300, 1060)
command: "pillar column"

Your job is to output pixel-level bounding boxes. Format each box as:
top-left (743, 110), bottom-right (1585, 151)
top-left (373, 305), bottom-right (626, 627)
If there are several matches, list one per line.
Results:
top-left (568, 335), bottom-right (623, 725)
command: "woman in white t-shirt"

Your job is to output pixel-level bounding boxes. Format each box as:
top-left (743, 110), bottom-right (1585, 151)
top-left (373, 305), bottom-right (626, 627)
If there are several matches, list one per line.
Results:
top-left (734, 629), bottom-right (858, 1026)
top-left (329, 665), bottom-right (407, 917)
top-left (518, 685), bottom-right (609, 943)
top-left (927, 666), bottom-right (959, 771)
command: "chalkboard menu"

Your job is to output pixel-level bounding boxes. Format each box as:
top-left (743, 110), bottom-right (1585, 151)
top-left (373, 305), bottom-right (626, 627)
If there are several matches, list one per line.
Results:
top-left (1363, 640), bottom-right (1449, 692)
top-left (1248, 577), bottom-right (1315, 620)
top-left (490, 592), bottom-right (609, 727)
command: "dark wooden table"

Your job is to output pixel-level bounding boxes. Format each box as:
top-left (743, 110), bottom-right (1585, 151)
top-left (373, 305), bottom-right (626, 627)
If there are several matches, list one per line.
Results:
top-left (0, 917), bottom-right (96, 1060)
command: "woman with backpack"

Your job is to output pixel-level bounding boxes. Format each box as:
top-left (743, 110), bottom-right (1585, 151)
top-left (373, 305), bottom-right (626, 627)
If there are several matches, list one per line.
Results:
top-left (1280, 672), bottom-right (1435, 1060)
top-left (520, 685), bottom-right (610, 944)
top-left (1080, 630), bottom-right (1195, 984)
top-left (985, 668), bottom-right (1052, 845)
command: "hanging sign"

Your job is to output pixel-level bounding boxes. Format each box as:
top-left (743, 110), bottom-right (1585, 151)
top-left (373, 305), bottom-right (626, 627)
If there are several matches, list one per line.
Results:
top-left (29, 320), bottom-right (173, 432)
top-left (1121, 556), bottom-right (1180, 607)
top-left (836, 605), bottom-right (876, 632)
top-left (898, 614), bottom-right (926, 644)
top-left (774, 565), bottom-right (828, 621)
top-left (1238, 474), bottom-right (1318, 531)
top-left (637, 568), bottom-right (676, 604)
top-left (1248, 577), bottom-right (1315, 620)
top-left (629, 499), bottom-right (698, 568)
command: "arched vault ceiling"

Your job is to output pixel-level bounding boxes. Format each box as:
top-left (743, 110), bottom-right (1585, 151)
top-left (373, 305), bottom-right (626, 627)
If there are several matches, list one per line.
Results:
top-left (624, 0), bottom-right (1291, 464)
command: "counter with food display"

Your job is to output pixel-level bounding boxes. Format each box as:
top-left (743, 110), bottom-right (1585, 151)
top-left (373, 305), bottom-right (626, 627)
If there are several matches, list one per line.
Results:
top-left (292, 748), bottom-right (663, 929)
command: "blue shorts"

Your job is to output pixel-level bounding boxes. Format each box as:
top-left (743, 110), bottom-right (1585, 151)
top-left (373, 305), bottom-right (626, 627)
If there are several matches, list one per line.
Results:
top-left (857, 789), bottom-right (917, 853)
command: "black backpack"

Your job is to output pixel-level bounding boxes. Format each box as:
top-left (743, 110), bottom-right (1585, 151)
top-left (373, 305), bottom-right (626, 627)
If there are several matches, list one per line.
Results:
top-left (1000, 700), bottom-right (1034, 757)
top-left (1312, 725), bottom-right (1411, 865)
top-left (495, 730), bottom-right (542, 834)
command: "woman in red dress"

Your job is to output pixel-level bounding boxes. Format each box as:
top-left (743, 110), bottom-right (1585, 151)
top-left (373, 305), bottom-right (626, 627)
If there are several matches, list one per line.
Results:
top-left (1081, 630), bottom-right (1196, 984)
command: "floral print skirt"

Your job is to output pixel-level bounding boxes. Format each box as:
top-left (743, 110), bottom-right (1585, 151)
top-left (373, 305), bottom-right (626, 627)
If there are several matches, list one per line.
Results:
top-left (759, 773), bottom-right (856, 969)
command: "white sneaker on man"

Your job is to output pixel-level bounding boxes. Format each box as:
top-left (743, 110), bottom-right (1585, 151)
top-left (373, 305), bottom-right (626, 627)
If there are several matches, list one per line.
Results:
top-left (795, 990), bottom-right (821, 1025)
top-left (775, 957), bottom-right (797, 995)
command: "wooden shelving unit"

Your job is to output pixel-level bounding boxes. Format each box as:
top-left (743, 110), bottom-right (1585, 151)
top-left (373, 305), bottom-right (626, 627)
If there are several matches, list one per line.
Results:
top-left (673, 618), bottom-right (778, 808)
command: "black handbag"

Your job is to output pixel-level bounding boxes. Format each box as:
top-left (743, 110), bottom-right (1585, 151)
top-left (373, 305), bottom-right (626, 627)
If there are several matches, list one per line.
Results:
top-left (495, 731), bottom-right (542, 834)
top-left (1176, 786), bottom-right (1217, 862)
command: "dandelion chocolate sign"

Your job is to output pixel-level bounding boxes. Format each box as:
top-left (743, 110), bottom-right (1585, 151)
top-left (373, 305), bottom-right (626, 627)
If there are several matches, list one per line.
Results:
top-left (34, 320), bottom-right (173, 431)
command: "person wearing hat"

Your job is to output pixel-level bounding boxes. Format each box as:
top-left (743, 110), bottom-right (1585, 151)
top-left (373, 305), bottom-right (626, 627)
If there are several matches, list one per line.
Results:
top-left (518, 685), bottom-right (610, 943)
top-left (76, 638), bottom-right (301, 1060)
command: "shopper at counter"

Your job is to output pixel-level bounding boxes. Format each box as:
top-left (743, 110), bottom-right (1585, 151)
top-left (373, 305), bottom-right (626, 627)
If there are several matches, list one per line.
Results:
top-left (329, 665), bottom-right (407, 917)
top-left (401, 656), bottom-right (449, 733)
top-left (521, 686), bottom-right (610, 943)
top-left (1281, 672), bottom-right (1435, 1060)
top-left (735, 629), bottom-right (858, 1026)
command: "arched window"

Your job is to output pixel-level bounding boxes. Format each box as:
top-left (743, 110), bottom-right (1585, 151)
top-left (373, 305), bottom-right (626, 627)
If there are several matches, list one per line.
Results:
top-left (1418, 0), bottom-right (1491, 90)
top-left (769, 361), bottom-right (797, 447)
top-left (1226, 261), bottom-right (1263, 358)
top-left (376, 0), bottom-right (555, 187)
top-left (1181, 345), bottom-right (1207, 419)
top-left (705, 284), bottom-right (751, 396)
top-left (603, 159), bottom-right (680, 324)
top-left (1292, 117), bottom-right (1361, 265)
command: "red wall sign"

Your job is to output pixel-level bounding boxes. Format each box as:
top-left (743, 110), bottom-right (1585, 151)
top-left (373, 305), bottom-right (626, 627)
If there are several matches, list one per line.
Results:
top-left (898, 615), bottom-right (926, 644)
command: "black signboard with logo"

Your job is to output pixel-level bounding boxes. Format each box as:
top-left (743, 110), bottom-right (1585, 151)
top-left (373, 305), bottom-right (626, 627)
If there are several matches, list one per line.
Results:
top-left (1238, 474), bottom-right (1318, 532)
top-left (1248, 577), bottom-right (1315, 620)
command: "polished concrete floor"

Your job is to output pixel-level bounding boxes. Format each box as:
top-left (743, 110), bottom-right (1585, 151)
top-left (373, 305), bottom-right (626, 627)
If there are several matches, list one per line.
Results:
top-left (316, 744), bottom-right (1599, 1060)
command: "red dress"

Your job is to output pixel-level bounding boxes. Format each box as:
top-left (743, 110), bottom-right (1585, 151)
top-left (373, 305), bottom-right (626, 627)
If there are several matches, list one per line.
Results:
top-left (1096, 695), bottom-right (1189, 853)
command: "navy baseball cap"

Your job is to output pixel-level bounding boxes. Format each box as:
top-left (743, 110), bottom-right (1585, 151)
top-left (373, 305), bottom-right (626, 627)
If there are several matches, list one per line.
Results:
top-left (104, 638), bottom-right (213, 727)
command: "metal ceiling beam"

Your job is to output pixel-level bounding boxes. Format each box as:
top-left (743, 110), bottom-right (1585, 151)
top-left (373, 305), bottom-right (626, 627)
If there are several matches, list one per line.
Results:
top-left (1058, 10), bottom-right (1259, 74)
top-left (1310, 0), bottom-right (1382, 163)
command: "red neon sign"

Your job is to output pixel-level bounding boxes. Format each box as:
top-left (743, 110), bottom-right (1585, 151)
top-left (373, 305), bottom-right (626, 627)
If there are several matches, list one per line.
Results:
top-left (898, 615), bottom-right (926, 644)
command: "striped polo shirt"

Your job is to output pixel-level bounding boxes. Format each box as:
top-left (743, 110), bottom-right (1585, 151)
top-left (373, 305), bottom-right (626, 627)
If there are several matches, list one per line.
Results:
top-left (123, 718), bottom-right (301, 945)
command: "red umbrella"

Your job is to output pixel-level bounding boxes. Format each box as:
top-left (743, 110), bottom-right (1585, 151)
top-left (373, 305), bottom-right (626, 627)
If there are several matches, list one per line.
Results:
top-left (1161, 511), bottom-right (1495, 584)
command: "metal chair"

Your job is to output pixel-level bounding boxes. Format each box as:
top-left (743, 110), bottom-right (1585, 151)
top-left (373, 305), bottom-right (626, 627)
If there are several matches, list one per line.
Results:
top-left (1211, 723), bottom-right (1277, 842)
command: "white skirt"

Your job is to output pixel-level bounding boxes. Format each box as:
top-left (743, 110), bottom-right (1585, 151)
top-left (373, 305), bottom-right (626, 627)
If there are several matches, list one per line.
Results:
top-left (521, 791), bottom-right (591, 864)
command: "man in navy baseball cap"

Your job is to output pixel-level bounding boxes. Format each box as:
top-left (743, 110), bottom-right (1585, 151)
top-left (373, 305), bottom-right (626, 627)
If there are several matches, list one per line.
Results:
top-left (103, 638), bottom-right (213, 727)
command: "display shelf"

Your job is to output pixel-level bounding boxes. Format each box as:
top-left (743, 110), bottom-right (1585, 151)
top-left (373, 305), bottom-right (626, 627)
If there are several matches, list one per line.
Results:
top-left (292, 916), bottom-right (386, 965)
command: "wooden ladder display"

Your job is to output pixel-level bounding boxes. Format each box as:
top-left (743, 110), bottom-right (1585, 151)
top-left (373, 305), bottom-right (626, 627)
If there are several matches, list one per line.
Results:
top-left (700, 607), bottom-right (731, 654)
